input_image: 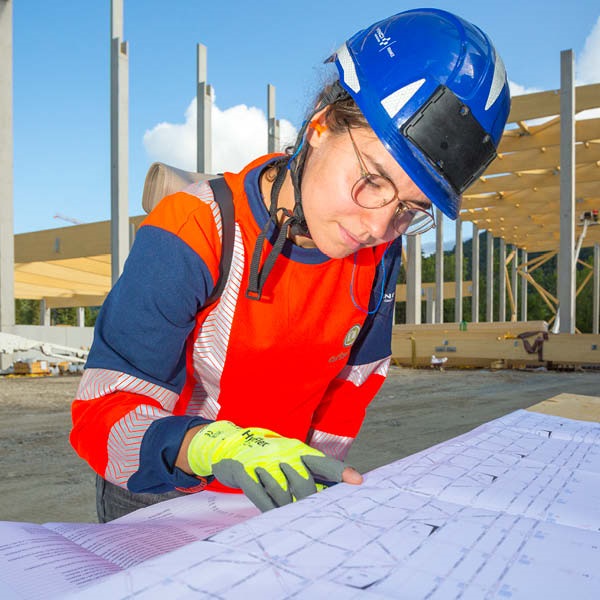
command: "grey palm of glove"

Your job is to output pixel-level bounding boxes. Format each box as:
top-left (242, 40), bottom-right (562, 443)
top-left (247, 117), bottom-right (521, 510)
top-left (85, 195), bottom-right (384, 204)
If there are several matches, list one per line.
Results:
top-left (187, 421), bottom-right (347, 512)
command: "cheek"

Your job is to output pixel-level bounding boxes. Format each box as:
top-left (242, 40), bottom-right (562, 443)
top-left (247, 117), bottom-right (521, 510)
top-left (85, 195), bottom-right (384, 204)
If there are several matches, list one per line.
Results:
top-left (302, 162), bottom-right (353, 220)
top-left (299, 136), bottom-right (363, 243)
top-left (301, 183), bottom-right (355, 240)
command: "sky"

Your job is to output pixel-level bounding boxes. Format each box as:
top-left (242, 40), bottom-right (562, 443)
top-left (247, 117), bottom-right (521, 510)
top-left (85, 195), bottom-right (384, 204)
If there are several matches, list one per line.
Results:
top-left (9, 0), bottom-right (600, 244)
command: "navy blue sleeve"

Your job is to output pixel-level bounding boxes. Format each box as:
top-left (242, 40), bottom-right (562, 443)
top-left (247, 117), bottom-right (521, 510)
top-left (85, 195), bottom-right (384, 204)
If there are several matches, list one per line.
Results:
top-left (83, 223), bottom-right (221, 493)
top-left (128, 416), bottom-right (215, 493)
top-left (86, 225), bottom-right (215, 393)
top-left (348, 237), bottom-right (402, 366)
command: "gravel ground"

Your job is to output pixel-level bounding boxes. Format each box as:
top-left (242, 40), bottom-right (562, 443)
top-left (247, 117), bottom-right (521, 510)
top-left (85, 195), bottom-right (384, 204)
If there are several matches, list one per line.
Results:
top-left (1, 367), bottom-right (599, 524)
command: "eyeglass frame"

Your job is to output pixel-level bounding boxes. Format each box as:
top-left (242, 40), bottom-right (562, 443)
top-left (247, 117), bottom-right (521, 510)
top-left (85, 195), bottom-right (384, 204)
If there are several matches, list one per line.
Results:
top-left (346, 125), bottom-right (436, 236)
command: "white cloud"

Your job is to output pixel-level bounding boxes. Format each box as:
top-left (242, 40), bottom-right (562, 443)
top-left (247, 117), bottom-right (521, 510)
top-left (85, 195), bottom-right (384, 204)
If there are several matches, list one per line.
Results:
top-left (576, 16), bottom-right (600, 85)
top-left (575, 16), bottom-right (600, 120)
top-left (508, 80), bottom-right (541, 97)
top-left (146, 16), bottom-right (600, 171)
top-left (143, 96), bottom-right (298, 174)
top-left (507, 13), bottom-right (600, 123)
top-left (507, 16), bottom-right (600, 97)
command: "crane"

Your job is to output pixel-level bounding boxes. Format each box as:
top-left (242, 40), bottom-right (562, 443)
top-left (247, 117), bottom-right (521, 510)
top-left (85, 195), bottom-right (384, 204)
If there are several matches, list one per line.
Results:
top-left (53, 213), bottom-right (83, 225)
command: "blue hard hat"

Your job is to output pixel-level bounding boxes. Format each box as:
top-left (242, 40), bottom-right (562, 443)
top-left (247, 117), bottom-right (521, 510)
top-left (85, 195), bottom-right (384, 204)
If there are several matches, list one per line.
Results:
top-left (328, 8), bottom-right (511, 219)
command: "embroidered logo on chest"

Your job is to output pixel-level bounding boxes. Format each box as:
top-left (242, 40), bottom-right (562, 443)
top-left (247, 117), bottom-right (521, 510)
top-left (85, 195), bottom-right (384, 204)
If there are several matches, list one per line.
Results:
top-left (343, 324), bottom-right (361, 347)
top-left (328, 325), bottom-right (362, 363)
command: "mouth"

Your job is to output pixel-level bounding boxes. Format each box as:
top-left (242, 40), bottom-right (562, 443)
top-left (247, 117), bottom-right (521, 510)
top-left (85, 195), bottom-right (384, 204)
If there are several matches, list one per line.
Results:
top-left (339, 224), bottom-right (368, 250)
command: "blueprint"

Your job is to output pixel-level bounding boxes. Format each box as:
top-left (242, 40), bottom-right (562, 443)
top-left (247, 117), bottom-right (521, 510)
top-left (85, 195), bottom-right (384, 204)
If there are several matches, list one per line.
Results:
top-left (62, 408), bottom-right (600, 599)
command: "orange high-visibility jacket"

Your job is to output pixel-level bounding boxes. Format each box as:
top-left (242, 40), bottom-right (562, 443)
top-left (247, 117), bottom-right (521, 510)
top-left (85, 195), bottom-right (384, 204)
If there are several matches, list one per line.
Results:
top-left (71, 156), bottom-right (401, 493)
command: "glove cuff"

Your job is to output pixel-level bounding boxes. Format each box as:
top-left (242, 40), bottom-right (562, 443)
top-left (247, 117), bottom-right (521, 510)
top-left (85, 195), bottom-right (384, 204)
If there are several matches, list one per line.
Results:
top-left (187, 420), bottom-right (240, 476)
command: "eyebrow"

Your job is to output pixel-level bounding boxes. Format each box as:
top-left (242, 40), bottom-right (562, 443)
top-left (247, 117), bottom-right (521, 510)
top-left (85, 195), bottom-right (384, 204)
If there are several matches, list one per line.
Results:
top-left (362, 151), bottom-right (393, 181)
top-left (362, 151), bottom-right (432, 212)
top-left (408, 199), bottom-right (433, 211)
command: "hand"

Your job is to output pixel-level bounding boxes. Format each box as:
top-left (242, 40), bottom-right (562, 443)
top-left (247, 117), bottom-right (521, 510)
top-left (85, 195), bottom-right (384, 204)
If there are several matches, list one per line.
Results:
top-left (187, 421), bottom-right (359, 511)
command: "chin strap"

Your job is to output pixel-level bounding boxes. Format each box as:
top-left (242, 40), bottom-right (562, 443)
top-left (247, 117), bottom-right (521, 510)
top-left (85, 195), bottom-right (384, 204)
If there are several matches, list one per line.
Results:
top-left (246, 163), bottom-right (298, 300)
top-left (246, 81), bottom-right (349, 301)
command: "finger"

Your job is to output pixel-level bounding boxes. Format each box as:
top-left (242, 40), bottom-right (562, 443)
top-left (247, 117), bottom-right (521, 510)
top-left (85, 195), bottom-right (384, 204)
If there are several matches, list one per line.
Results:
top-left (280, 463), bottom-right (317, 502)
top-left (212, 461), bottom-right (277, 512)
top-left (342, 466), bottom-right (363, 485)
top-left (255, 466), bottom-right (293, 508)
top-left (302, 455), bottom-right (345, 483)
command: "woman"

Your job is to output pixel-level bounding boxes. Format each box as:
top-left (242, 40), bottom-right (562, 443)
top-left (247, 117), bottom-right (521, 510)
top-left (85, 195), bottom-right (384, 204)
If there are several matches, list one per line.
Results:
top-left (71, 7), bottom-right (510, 521)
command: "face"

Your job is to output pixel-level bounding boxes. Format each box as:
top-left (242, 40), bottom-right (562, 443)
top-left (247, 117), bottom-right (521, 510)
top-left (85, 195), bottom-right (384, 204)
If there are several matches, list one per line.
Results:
top-left (299, 119), bottom-right (431, 259)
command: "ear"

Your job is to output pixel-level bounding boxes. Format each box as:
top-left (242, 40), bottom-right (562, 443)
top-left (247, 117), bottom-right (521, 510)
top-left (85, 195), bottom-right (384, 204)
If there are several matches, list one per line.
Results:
top-left (305, 107), bottom-right (330, 149)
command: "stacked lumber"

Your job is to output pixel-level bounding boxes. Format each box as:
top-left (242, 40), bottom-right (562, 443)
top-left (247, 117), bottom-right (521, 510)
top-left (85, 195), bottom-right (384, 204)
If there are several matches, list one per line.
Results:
top-left (391, 322), bottom-right (600, 368)
top-left (12, 360), bottom-right (50, 375)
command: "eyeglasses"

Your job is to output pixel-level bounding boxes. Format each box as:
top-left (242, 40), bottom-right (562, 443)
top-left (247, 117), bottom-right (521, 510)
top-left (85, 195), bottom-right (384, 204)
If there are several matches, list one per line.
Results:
top-left (347, 126), bottom-right (436, 236)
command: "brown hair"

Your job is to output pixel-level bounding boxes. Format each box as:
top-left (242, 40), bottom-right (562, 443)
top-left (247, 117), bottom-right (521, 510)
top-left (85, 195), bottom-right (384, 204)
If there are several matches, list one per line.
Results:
top-left (314, 81), bottom-right (370, 133)
top-left (264, 80), bottom-right (370, 182)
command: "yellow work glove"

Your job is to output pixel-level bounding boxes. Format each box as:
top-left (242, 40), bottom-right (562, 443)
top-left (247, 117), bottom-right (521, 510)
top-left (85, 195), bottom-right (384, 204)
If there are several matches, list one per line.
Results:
top-left (187, 420), bottom-right (346, 512)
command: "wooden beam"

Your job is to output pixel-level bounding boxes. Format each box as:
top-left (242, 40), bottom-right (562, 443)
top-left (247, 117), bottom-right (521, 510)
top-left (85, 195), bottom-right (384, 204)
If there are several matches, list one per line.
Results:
top-left (485, 142), bottom-right (600, 176)
top-left (44, 295), bottom-right (107, 308)
top-left (391, 328), bottom-right (600, 367)
top-left (499, 118), bottom-right (600, 153)
top-left (470, 162), bottom-right (600, 195)
top-left (507, 83), bottom-right (600, 123)
top-left (393, 320), bottom-right (548, 333)
top-left (16, 260), bottom-right (110, 286)
top-left (14, 216), bottom-right (145, 263)
top-left (395, 281), bottom-right (472, 302)
top-left (527, 393), bottom-right (600, 422)
top-left (14, 269), bottom-right (108, 295)
top-left (462, 192), bottom-right (600, 212)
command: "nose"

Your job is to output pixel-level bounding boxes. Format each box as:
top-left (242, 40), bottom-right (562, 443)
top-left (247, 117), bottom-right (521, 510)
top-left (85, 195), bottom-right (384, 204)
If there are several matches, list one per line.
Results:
top-left (359, 203), bottom-right (398, 241)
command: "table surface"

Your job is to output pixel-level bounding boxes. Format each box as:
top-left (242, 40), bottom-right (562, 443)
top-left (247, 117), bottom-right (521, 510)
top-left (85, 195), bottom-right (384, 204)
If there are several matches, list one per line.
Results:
top-left (527, 392), bottom-right (600, 422)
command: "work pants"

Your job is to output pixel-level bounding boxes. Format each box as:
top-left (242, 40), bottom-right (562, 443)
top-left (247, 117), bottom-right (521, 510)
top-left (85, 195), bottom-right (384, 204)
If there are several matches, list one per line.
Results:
top-left (96, 475), bottom-right (186, 523)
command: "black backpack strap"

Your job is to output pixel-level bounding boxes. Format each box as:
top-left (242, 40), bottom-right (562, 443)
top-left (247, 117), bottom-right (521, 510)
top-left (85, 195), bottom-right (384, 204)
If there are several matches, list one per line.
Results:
top-left (204, 177), bottom-right (235, 306)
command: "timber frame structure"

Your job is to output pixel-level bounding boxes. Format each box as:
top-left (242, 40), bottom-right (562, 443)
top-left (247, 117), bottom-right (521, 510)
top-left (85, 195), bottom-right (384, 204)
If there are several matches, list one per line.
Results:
top-left (463, 83), bottom-right (600, 252)
top-left (10, 81), bottom-right (600, 316)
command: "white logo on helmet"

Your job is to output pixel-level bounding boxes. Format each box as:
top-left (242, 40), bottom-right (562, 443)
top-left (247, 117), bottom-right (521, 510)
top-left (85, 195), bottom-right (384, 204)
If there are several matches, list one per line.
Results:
top-left (375, 27), bottom-right (392, 47)
top-left (374, 27), bottom-right (396, 58)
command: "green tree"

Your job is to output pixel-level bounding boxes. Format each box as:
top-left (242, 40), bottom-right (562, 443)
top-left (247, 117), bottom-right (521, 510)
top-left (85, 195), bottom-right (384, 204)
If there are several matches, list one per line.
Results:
top-left (14, 300), bottom-right (100, 327)
top-left (15, 299), bottom-right (40, 325)
top-left (398, 234), bottom-right (597, 331)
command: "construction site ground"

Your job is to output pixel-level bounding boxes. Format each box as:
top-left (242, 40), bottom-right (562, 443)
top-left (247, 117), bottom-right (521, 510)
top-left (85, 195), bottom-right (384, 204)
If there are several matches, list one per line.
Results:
top-left (1, 366), bottom-right (600, 524)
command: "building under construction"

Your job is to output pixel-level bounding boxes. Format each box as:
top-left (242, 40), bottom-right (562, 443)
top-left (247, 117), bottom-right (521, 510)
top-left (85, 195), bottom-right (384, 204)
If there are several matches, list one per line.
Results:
top-left (1, 0), bottom-right (599, 372)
